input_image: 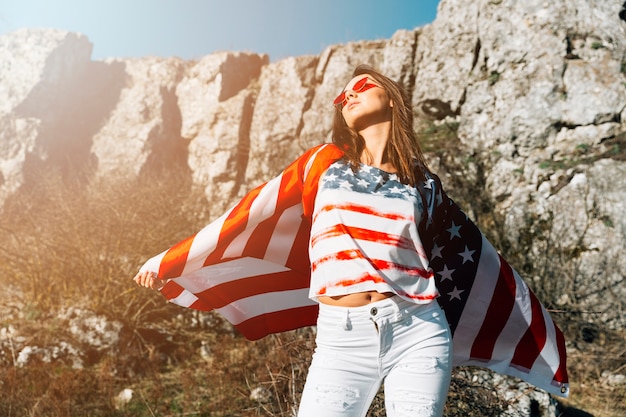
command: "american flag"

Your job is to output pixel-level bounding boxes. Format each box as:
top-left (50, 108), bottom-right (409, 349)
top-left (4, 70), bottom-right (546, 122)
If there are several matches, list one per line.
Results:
top-left (140, 143), bottom-right (569, 397)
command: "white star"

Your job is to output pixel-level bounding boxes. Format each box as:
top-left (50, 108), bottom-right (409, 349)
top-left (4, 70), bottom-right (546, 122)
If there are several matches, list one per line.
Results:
top-left (373, 174), bottom-right (383, 184)
top-left (438, 264), bottom-right (455, 282)
top-left (324, 173), bottom-right (338, 183)
top-left (458, 246), bottom-right (475, 264)
top-left (343, 167), bottom-right (354, 176)
top-left (388, 186), bottom-right (404, 194)
top-left (356, 178), bottom-right (369, 188)
top-left (448, 286), bottom-right (464, 301)
top-left (446, 222), bottom-right (462, 240)
top-left (338, 180), bottom-right (352, 189)
top-left (431, 243), bottom-right (444, 259)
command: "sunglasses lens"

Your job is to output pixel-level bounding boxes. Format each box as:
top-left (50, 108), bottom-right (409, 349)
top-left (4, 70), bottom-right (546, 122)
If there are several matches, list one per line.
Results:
top-left (353, 77), bottom-right (368, 92)
top-left (333, 92), bottom-right (346, 106)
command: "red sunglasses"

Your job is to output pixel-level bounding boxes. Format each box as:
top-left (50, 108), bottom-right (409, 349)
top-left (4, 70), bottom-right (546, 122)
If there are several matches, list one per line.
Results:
top-left (333, 76), bottom-right (380, 109)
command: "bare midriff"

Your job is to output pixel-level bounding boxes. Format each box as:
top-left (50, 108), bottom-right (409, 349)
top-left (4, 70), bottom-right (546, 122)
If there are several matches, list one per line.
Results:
top-left (318, 291), bottom-right (395, 307)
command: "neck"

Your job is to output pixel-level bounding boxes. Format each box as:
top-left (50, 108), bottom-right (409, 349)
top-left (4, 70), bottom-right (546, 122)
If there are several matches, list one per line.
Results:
top-left (358, 121), bottom-right (392, 168)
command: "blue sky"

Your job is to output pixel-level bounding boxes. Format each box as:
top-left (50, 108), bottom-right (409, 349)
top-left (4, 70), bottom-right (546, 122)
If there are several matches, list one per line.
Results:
top-left (0, 0), bottom-right (440, 61)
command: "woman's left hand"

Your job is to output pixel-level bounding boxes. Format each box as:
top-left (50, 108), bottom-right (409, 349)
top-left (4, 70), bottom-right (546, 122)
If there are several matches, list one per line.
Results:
top-left (133, 270), bottom-right (165, 291)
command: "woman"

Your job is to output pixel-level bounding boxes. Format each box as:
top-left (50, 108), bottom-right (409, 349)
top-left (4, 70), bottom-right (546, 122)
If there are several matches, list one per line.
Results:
top-left (296, 65), bottom-right (452, 416)
top-left (134, 65), bottom-right (568, 415)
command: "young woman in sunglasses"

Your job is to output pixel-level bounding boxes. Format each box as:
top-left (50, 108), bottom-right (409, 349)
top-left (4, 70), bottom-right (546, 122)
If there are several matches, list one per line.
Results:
top-left (136, 65), bottom-right (451, 416)
top-left (134, 64), bottom-right (568, 416)
top-left (296, 65), bottom-right (452, 416)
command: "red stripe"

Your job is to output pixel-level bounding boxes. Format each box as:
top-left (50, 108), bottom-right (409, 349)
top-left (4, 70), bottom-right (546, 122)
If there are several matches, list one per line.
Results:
top-left (161, 280), bottom-right (185, 299)
top-left (159, 234), bottom-right (197, 279)
top-left (234, 305), bottom-right (319, 340)
top-left (302, 145), bottom-right (344, 218)
top-left (469, 255), bottom-right (516, 361)
top-left (311, 225), bottom-right (416, 251)
top-left (317, 272), bottom-right (437, 301)
top-left (553, 323), bottom-right (569, 385)
top-left (510, 289), bottom-right (547, 372)
top-left (191, 269), bottom-right (310, 310)
top-left (285, 215), bottom-right (313, 274)
top-left (318, 272), bottom-right (386, 294)
top-left (313, 202), bottom-right (414, 224)
top-left (312, 249), bottom-right (433, 278)
top-left (161, 281), bottom-right (215, 310)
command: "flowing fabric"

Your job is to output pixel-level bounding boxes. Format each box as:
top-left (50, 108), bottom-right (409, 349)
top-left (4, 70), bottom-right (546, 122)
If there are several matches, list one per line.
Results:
top-left (140, 143), bottom-right (569, 397)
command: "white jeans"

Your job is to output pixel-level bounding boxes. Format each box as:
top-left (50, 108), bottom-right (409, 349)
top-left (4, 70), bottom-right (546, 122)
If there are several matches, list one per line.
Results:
top-left (297, 296), bottom-right (452, 417)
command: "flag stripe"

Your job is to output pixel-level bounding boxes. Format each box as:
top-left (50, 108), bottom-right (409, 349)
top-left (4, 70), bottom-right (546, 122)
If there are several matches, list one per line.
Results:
top-left (553, 321), bottom-right (568, 389)
top-left (264, 205), bottom-right (306, 265)
top-left (205, 185), bottom-right (264, 264)
top-left (160, 233), bottom-right (196, 279)
top-left (312, 225), bottom-right (417, 251)
top-left (233, 305), bottom-right (319, 341)
top-left (449, 234), bottom-right (498, 358)
top-left (214, 288), bottom-right (316, 325)
top-left (194, 269), bottom-right (312, 309)
top-left (469, 254), bottom-right (517, 361)
top-left (510, 280), bottom-right (548, 371)
top-left (314, 202), bottom-right (413, 223)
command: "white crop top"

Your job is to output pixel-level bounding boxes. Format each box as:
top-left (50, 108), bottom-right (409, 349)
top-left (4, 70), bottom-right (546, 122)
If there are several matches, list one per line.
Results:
top-left (308, 159), bottom-right (439, 303)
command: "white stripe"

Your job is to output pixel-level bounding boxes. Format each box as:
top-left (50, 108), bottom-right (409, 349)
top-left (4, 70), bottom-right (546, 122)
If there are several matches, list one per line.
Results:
top-left (526, 306), bottom-right (561, 381)
top-left (140, 251), bottom-right (166, 274)
top-left (222, 174), bottom-right (283, 259)
top-left (265, 204), bottom-right (305, 264)
top-left (303, 144), bottom-right (328, 181)
top-left (487, 269), bottom-right (533, 369)
top-left (168, 288), bottom-right (200, 308)
top-left (452, 234), bottom-right (501, 364)
top-left (181, 211), bottom-right (229, 276)
top-left (215, 288), bottom-right (316, 325)
top-left (173, 257), bottom-right (290, 293)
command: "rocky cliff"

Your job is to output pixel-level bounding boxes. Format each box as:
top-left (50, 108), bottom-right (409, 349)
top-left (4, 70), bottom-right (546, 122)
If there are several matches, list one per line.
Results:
top-left (1, 0), bottom-right (625, 326)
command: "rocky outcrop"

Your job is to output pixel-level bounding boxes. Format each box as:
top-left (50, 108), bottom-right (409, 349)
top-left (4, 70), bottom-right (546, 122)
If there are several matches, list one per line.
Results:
top-left (411, 0), bottom-right (626, 329)
top-left (1, 0), bottom-right (625, 358)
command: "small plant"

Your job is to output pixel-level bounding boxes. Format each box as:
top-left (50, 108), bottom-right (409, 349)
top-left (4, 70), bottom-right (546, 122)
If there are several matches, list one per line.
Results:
top-left (575, 143), bottom-right (591, 155)
top-left (415, 119), bottom-right (461, 156)
top-left (488, 71), bottom-right (500, 86)
top-left (591, 41), bottom-right (604, 50)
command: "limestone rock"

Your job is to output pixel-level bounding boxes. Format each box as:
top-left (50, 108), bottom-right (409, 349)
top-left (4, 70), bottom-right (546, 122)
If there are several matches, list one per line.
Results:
top-left (91, 57), bottom-right (189, 178)
top-left (0, 28), bottom-right (92, 202)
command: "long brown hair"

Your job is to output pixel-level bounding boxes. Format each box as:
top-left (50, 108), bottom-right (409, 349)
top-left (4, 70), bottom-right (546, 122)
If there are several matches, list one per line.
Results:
top-left (331, 65), bottom-right (428, 184)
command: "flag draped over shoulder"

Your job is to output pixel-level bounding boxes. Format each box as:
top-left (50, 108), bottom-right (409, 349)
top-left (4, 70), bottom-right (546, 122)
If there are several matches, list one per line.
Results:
top-left (139, 143), bottom-right (569, 397)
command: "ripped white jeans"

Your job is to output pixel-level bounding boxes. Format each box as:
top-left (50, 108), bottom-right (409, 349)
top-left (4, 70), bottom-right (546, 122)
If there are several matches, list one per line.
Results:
top-left (297, 296), bottom-right (452, 417)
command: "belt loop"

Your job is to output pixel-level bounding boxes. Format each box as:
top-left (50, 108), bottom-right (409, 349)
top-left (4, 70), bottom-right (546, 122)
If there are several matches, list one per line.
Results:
top-left (343, 309), bottom-right (352, 330)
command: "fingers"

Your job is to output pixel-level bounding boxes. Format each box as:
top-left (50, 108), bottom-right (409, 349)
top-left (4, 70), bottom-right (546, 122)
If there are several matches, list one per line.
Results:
top-left (133, 270), bottom-right (165, 291)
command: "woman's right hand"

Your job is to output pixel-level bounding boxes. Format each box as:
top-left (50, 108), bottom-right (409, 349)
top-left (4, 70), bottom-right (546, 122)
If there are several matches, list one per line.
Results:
top-left (133, 270), bottom-right (165, 291)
